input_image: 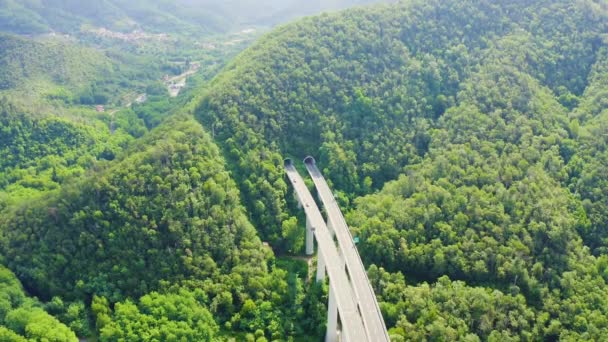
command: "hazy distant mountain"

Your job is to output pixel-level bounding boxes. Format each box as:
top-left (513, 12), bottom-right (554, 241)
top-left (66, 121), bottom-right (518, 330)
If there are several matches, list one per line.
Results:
top-left (0, 0), bottom-right (392, 35)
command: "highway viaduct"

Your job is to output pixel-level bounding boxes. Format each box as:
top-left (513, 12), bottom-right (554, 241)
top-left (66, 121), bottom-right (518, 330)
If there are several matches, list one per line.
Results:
top-left (284, 158), bottom-right (389, 342)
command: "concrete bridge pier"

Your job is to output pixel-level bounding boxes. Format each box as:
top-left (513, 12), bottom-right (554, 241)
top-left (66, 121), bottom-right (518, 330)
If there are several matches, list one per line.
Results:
top-left (326, 285), bottom-right (339, 342)
top-left (306, 216), bottom-right (314, 255)
top-left (317, 249), bottom-right (327, 282)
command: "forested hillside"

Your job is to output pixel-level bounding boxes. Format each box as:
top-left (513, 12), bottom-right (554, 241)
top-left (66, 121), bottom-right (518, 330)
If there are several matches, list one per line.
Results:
top-left (0, 114), bottom-right (325, 339)
top-left (0, 33), bottom-right (111, 91)
top-left (0, 266), bottom-right (77, 341)
top-left (1, 114), bottom-right (270, 301)
top-left (195, 0), bottom-right (608, 339)
top-left (0, 102), bottom-right (134, 210)
top-left (0, 30), bottom-right (220, 208)
top-left (197, 0), bottom-right (606, 243)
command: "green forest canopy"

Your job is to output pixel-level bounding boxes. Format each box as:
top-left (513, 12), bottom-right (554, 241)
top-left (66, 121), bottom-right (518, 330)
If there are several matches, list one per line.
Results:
top-left (194, 0), bottom-right (608, 339)
top-left (0, 265), bottom-right (77, 341)
top-left (0, 0), bottom-right (608, 340)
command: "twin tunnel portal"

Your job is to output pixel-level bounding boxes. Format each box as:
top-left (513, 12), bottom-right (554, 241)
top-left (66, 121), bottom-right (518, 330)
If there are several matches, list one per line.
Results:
top-left (284, 157), bottom-right (390, 342)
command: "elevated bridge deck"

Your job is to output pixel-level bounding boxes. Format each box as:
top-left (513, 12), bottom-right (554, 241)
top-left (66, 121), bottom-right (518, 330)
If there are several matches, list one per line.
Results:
top-left (284, 159), bottom-right (367, 341)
